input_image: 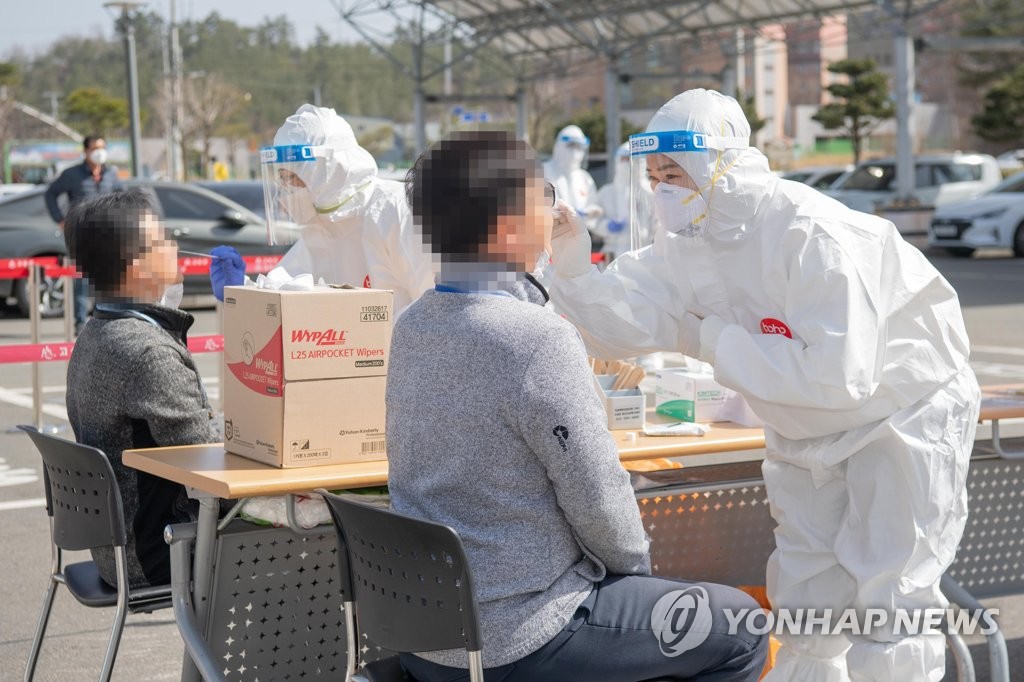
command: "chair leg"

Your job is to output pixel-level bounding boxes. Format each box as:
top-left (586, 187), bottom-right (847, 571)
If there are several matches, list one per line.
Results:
top-left (23, 575), bottom-right (60, 682)
top-left (946, 632), bottom-right (976, 682)
top-left (97, 549), bottom-right (130, 682)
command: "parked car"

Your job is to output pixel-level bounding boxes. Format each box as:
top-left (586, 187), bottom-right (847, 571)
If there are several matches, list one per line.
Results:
top-left (928, 170), bottom-right (1024, 258)
top-left (0, 183), bottom-right (36, 199)
top-left (780, 165), bottom-right (851, 191)
top-left (0, 181), bottom-right (291, 317)
top-left (995, 149), bottom-right (1024, 174)
top-left (195, 180), bottom-right (267, 218)
top-left (825, 153), bottom-right (1003, 214)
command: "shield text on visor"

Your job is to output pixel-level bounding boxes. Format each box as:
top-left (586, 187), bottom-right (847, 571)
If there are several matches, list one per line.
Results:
top-left (260, 144), bottom-right (325, 246)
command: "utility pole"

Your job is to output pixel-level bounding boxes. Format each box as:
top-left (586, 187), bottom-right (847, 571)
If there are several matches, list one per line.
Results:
top-left (170, 0), bottom-right (185, 181)
top-left (41, 91), bottom-right (61, 120)
top-left (105, 1), bottom-right (145, 178)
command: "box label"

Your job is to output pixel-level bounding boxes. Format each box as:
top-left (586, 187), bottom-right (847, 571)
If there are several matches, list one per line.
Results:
top-left (226, 327), bottom-right (284, 397)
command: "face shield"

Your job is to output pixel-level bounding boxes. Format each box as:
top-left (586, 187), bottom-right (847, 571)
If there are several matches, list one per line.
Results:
top-left (628, 130), bottom-right (746, 250)
top-left (260, 144), bottom-right (327, 246)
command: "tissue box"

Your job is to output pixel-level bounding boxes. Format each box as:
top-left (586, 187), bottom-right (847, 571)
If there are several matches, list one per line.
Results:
top-left (222, 285), bottom-right (393, 467)
top-left (655, 369), bottom-right (734, 423)
top-left (593, 375), bottom-right (646, 430)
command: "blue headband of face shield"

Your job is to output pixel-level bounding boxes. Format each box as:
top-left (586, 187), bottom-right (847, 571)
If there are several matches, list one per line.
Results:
top-left (559, 134), bottom-right (590, 148)
top-left (259, 144), bottom-right (328, 164)
top-left (628, 130), bottom-right (748, 156)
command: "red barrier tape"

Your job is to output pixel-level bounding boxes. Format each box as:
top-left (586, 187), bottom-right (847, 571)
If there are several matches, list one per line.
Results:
top-left (0, 334), bottom-right (225, 365)
top-left (0, 255), bottom-right (283, 279)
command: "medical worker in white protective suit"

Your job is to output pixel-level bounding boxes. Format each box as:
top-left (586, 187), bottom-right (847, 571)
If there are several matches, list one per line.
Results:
top-left (543, 125), bottom-right (602, 226)
top-left (547, 89), bottom-right (980, 682)
top-left (209, 104), bottom-right (435, 315)
top-left (593, 142), bottom-right (632, 258)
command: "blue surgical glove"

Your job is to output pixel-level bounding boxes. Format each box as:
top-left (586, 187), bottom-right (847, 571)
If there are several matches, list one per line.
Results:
top-left (209, 245), bottom-right (246, 301)
top-left (607, 219), bottom-right (626, 234)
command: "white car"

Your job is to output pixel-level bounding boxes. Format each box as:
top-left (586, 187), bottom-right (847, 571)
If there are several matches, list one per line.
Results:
top-left (928, 171), bottom-right (1024, 258)
top-left (0, 183), bottom-right (36, 199)
top-left (826, 153), bottom-right (1003, 214)
top-left (780, 165), bottom-right (851, 191)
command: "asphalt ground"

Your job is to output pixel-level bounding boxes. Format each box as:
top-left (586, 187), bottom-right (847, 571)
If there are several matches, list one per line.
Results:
top-left (0, 243), bottom-right (1022, 680)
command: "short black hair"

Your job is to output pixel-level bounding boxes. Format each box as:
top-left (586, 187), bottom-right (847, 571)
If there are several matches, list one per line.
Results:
top-left (406, 130), bottom-right (540, 261)
top-left (83, 135), bottom-right (103, 150)
top-left (64, 189), bottom-right (155, 295)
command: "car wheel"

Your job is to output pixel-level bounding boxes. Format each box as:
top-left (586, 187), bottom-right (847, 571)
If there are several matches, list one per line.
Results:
top-left (945, 247), bottom-right (975, 258)
top-left (14, 266), bottom-right (66, 318)
top-left (1014, 222), bottom-right (1024, 258)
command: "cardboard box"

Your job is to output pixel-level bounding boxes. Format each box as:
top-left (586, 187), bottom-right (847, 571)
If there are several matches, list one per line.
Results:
top-left (594, 374), bottom-right (646, 430)
top-left (655, 370), bottom-right (735, 423)
top-left (222, 286), bottom-right (393, 467)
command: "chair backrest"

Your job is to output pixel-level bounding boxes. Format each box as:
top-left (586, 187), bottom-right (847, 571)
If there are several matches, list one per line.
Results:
top-left (18, 425), bottom-right (127, 552)
top-left (321, 492), bottom-right (482, 654)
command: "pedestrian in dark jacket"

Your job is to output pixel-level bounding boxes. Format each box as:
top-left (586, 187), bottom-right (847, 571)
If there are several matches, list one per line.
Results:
top-left (64, 189), bottom-right (215, 589)
top-left (45, 135), bottom-right (123, 334)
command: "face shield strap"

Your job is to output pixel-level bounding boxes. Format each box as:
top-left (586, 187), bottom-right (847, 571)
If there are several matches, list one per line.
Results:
top-left (314, 180), bottom-right (373, 214)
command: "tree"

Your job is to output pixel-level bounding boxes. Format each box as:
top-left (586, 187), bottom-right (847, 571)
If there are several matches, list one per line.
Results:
top-left (553, 107), bottom-right (642, 154)
top-left (180, 74), bottom-right (250, 178)
top-left (735, 89), bottom-right (767, 136)
top-left (812, 58), bottom-right (895, 164)
top-left (971, 64), bottom-right (1024, 146)
top-left (0, 62), bottom-right (20, 181)
top-left (64, 87), bottom-right (128, 136)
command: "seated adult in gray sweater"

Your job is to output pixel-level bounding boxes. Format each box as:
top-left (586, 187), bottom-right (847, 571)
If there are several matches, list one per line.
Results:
top-left (64, 190), bottom-right (216, 589)
top-left (387, 131), bottom-right (768, 681)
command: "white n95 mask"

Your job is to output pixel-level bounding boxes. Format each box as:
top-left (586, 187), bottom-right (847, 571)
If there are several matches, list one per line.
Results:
top-left (279, 185), bottom-right (318, 226)
top-left (654, 182), bottom-right (709, 238)
top-left (159, 282), bottom-right (184, 309)
top-left (88, 148), bottom-right (108, 166)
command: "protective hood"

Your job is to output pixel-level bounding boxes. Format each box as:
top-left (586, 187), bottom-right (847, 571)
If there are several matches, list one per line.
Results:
top-left (645, 89), bottom-right (776, 240)
top-left (273, 104), bottom-right (378, 220)
top-left (551, 124), bottom-right (588, 173)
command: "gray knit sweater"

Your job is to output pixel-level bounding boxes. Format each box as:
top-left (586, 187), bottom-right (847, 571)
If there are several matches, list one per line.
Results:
top-left (66, 302), bottom-right (216, 589)
top-left (386, 273), bottom-right (651, 669)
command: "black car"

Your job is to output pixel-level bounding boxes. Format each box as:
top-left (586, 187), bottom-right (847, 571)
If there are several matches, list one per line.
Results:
top-left (0, 180), bottom-right (288, 317)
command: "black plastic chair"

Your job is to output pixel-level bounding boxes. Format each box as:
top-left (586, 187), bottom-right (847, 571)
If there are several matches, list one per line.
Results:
top-left (319, 490), bottom-right (484, 682)
top-left (18, 425), bottom-right (172, 682)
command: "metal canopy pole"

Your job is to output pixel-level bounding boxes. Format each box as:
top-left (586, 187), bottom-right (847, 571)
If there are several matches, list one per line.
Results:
top-left (515, 84), bottom-right (528, 142)
top-left (605, 59), bottom-right (622, 181)
top-left (893, 23), bottom-right (916, 203)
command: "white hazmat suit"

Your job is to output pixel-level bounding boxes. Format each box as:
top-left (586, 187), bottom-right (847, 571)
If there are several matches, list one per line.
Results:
top-left (266, 104), bottom-right (435, 314)
top-left (543, 125), bottom-right (601, 224)
top-left (594, 142), bottom-right (632, 258)
top-left (549, 89), bottom-right (979, 682)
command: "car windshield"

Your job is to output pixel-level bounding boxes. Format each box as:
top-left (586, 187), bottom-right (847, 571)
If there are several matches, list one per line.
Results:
top-left (991, 172), bottom-right (1024, 193)
top-left (836, 164), bottom-right (895, 191)
top-left (197, 182), bottom-right (266, 218)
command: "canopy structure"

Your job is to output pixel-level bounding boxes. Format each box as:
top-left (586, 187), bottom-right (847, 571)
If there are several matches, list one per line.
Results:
top-left (335, 0), bottom-right (948, 193)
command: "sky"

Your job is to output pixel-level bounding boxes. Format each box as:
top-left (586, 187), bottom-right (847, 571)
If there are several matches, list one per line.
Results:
top-left (0, 0), bottom-right (356, 56)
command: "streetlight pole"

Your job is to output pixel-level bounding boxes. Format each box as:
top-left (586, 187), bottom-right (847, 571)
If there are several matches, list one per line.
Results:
top-left (105, 1), bottom-right (145, 178)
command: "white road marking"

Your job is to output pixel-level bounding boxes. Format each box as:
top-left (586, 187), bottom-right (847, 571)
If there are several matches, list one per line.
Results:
top-left (0, 458), bottom-right (39, 489)
top-left (0, 386), bottom-right (68, 422)
top-left (972, 346), bottom-right (1024, 359)
top-left (0, 497), bottom-right (46, 511)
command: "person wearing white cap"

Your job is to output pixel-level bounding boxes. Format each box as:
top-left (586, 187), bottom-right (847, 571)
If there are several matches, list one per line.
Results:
top-left (543, 125), bottom-right (602, 227)
top-left (209, 104), bottom-right (435, 315)
top-left (547, 89), bottom-right (979, 682)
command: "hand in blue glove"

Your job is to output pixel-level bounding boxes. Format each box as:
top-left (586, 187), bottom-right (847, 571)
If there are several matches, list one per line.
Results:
top-left (607, 219), bottom-right (626, 234)
top-left (209, 245), bottom-right (246, 302)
